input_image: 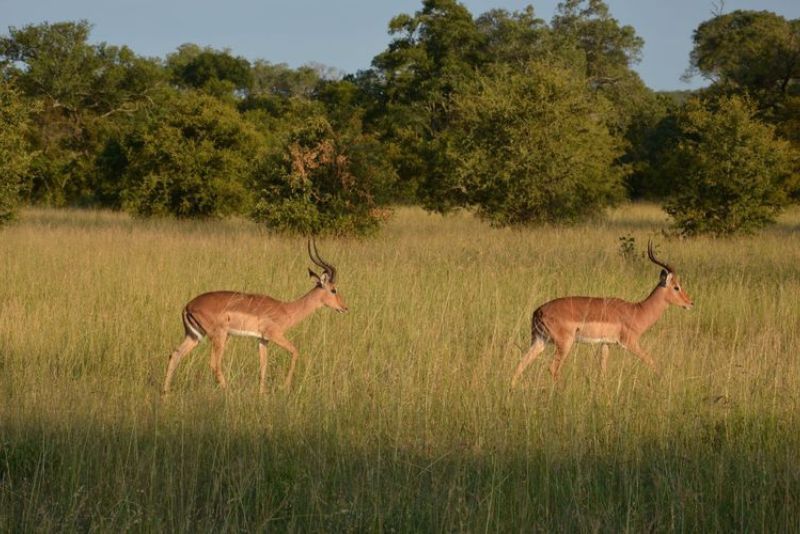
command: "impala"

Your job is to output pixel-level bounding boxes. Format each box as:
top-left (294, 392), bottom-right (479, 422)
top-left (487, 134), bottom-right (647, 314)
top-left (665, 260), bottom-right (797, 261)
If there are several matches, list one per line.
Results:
top-left (511, 241), bottom-right (692, 387)
top-left (162, 239), bottom-right (348, 395)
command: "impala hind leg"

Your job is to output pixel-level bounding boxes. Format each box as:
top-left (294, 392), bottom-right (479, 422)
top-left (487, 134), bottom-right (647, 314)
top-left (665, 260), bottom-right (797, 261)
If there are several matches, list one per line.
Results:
top-left (163, 336), bottom-right (200, 394)
top-left (549, 337), bottom-right (575, 381)
top-left (258, 340), bottom-right (269, 395)
top-left (511, 337), bottom-right (546, 388)
top-left (209, 333), bottom-right (229, 389)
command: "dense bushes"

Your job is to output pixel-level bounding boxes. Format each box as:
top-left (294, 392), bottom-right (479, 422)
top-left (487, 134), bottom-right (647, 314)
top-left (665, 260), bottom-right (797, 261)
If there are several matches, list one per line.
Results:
top-left (103, 90), bottom-right (264, 218)
top-left (251, 112), bottom-right (396, 235)
top-left (433, 60), bottom-right (624, 225)
top-left (662, 96), bottom-right (795, 236)
top-left (0, 81), bottom-right (33, 224)
top-left (1, 4), bottom-right (799, 235)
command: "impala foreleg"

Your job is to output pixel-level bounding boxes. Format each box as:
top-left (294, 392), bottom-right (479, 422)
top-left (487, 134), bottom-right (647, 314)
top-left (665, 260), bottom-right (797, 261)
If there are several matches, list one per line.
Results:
top-left (600, 344), bottom-right (610, 377)
top-left (163, 336), bottom-right (200, 394)
top-left (511, 337), bottom-right (546, 388)
top-left (259, 340), bottom-right (269, 395)
top-left (271, 335), bottom-right (300, 390)
top-left (622, 339), bottom-right (658, 374)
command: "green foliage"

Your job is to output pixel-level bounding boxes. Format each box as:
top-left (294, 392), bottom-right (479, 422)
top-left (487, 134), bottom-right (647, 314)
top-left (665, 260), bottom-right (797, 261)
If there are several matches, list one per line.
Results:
top-left (687, 10), bottom-right (800, 150)
top-left (623, 94), bottom-right (681, 199)
top-left (6, 4), bottom-right (800, 233)
top-left (167, 44), bottom-right (252, 97)
top-left (367, 0), bottom-right (658, 211)
top-left (369, 0), bottom-right (487, 199)
top-left (249, 60), bottom-right (321, 98)
top-left (0, 81), bottom-right (34, 224)
top-left (552, 0), bottom-right (644, 79)
top-left (552, 0), bottom-right (663, 198)
top-left (107, 89), bottom-right (264, 218)
top-left (617, 233), bottom-right (636, 259)
top-left (0, 21), bottom-right (165, 206)
top-left (688, 11), bottom-right (799, 102)
top-left (251, 108), bottom-right (395, 236)
top-left (475, 7), bottom-right (551, 66)
top-left (435, 60), bottom-right (624, 226)
top-left (662, 96), bottom-right (796, 235)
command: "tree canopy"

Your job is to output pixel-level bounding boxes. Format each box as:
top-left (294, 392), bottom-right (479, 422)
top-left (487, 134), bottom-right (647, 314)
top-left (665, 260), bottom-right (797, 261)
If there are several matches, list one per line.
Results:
top-left (663, 96), bottom-right (795, 235)
top-left (1, 2), bottom-right (798, 235)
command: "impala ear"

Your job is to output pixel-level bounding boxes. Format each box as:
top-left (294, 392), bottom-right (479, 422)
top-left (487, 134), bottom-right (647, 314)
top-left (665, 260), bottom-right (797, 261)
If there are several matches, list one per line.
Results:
top-left (308, 268), bottom-right (321, 285)
top-left (319, 271), bottom-right (330, 284)
top-left (659, 269), bottom-right (671, 287)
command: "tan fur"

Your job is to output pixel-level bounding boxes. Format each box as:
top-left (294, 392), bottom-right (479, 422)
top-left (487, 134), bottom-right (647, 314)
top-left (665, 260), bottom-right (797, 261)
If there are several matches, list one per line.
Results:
top-left (162, 246), bottom-right (347, 395)
top-left (511, 247), bottom-right (692, 386)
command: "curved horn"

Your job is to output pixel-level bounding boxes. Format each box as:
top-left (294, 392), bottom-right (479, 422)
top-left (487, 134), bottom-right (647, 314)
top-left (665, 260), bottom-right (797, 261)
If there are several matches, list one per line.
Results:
top-left (307, 237), bottom-right (337, 283)
top-left (647, 239), bottom-right (674, 273)
top-left (308, 237), bottom-right (325, 269)
top-left (312, 238), bottom-right (337, 283)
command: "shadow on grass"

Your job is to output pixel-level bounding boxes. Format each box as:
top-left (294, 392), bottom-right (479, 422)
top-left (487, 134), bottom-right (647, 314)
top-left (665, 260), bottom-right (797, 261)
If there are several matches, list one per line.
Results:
top-left (2, 411), bottom-right (799, 532)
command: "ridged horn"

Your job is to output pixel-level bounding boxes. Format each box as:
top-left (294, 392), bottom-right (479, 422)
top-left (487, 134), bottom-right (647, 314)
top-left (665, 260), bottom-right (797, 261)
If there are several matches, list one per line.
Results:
top-left (647, 239), bottom-right (674, 273)
top-left (307, 237), bottom-right (337, 283)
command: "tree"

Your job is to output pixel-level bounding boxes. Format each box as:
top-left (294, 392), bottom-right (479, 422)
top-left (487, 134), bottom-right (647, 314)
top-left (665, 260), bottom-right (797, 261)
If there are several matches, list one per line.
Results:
top-left (249, 60), bottom-right (320, 98)
top-left (250, 104), bottom-right (395, 236)
top-left (104, 89), bottom-right (264, 218)
top-left (686, 10), bottom-right (800, 147)
top-left (552, 0), bottom-right (644, 84)
top-left (167, 44), bottom-right (252, 98)
top-left (662, 96), bottom-right (796, 235)
top-left (687, 11), bottom-right (799, 102)
top-left (552, 0), bottom-right (664, 188)
top-left (475, 7), bottom-right (555, 69)
top-left (433, 60), bottom-right (624, 226)
top-left (369, 0), bottom-right (486, 199)
top-left (0, 81), bottom-right (34, 224)
top-left (0, 21), bottom-right (165, 206)
top-left (623, 97), bottom-right (680, 199)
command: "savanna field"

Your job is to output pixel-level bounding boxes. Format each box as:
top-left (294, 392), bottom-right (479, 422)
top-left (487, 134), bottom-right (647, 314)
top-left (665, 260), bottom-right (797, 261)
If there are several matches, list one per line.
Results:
top-left (1, 205), bottom-right (799, 532)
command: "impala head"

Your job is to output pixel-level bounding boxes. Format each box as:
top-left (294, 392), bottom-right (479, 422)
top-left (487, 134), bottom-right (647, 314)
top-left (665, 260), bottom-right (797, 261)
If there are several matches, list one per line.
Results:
top-left (648, 240), bottom-right (693, 310)
top-left (307, 238), bottom-right (348, 313)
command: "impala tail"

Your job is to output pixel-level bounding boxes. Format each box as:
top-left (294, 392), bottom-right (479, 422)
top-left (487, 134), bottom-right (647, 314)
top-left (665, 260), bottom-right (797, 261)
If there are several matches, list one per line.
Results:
top-left (182, 308), bottom-right (206, 341)
top-left (531, 307), bottom-right (550, 344)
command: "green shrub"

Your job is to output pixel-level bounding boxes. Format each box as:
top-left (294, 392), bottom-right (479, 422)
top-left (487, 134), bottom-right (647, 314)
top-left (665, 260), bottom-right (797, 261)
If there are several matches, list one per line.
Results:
top-left (428, 60), bottom-right (625, 226)
top-left (0, 81), bottom-right (34, 224)
top-left (251, 113), bottom-right (395, 236)
top-left (662, 96), bottom-right (796, 236)
top-left (107, 89), bottom-right (264, 218)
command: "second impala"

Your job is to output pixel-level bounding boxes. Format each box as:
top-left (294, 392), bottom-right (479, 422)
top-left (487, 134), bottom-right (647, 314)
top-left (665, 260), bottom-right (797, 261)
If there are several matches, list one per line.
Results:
top-left (162, 239), bottom-right (348, 394)
top-left (511, 241), bottom-right (693, 386)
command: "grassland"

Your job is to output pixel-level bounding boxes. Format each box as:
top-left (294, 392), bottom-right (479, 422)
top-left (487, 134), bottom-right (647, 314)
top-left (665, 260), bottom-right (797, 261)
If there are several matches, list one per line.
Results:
top-left (1, 204), bottom-right (799, 532)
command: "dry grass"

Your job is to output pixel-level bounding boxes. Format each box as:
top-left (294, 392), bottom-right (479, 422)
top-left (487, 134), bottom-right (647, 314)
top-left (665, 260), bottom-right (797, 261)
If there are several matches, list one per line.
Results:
top-left (1, 204), bottom-right (799, 531)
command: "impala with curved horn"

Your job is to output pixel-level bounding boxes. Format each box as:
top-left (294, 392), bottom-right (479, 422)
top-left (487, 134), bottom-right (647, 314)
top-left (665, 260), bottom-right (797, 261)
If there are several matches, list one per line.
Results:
top-left (162, 239), bottom-right (348, 394)
top-left (511, 241), bottom-right (692, 386)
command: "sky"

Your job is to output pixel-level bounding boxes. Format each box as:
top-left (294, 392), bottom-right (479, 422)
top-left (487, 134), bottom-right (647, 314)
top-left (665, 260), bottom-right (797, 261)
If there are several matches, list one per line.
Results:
top-left (3, 0), bottom-right (800, 91)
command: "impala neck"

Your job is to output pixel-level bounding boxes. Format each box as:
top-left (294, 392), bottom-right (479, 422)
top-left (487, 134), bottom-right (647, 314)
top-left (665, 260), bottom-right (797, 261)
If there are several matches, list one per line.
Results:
top-left (635, 285), bottom-right (671, 332)
top-left (282, 287), bottom-right (326, 329)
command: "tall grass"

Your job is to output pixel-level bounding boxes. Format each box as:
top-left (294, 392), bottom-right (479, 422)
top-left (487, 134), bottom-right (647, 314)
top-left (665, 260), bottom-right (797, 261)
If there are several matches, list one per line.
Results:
top-left (1, 205), bottom-right (799, 531)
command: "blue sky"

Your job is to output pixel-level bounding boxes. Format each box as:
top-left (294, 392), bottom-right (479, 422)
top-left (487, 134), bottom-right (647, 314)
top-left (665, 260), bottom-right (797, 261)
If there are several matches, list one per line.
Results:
top-left (3, 0), bottom-right (800, 91)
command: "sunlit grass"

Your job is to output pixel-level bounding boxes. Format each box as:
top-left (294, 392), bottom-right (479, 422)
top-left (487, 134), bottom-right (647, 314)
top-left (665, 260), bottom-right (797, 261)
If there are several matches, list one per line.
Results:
top-left (1, 204), bottom-right (799, 531)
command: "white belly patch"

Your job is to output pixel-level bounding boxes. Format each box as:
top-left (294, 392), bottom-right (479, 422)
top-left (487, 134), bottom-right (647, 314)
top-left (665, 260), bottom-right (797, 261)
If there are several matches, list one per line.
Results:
top-left (576, 336), bottom-right (618, 345)
top-left (228, 329), bottom-right (265, 339)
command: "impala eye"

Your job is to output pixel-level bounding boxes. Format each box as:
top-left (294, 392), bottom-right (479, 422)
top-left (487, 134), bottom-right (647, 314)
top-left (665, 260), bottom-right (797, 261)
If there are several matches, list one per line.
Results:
top-left (674, 286), bottom-right (680, 291)
top-left (331, 288), bottom-right (337, 294)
